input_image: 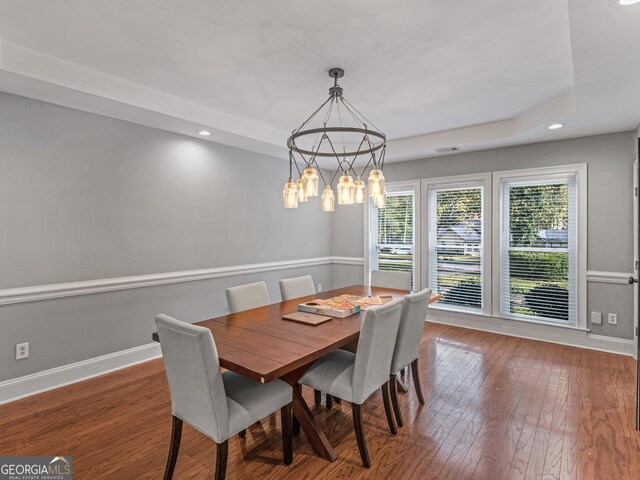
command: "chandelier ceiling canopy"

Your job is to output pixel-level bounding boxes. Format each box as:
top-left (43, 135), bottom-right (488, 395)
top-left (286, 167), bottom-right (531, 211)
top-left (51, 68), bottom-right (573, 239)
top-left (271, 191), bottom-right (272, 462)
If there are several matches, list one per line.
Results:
top-left (283, 68), bottom-right (387, 212)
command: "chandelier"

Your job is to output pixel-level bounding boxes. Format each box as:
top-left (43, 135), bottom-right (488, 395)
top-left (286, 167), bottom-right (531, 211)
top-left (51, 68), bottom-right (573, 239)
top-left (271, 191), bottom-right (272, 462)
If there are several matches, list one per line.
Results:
top-left (283, 68), bottom-right (387, 211)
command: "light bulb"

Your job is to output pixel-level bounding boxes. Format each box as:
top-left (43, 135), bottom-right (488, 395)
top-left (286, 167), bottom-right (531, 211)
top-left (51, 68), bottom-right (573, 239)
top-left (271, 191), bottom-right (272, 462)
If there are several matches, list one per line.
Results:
top-left (297, 178), bottom-right (307, 202)
top-left (354, 177), bottom-right (366, 203)
top-left (283, 180), bottom-right (298, 209)
top-left (368, 169), bottom-right (385, 197)
top-left (321, 185), bottom-right (335, 212)
top-left (373, 189), bottom-right (387, 209)
top-left (302, 166), bottom-right (319, 197)
top-left (337, 175), bottom-right (355, 205)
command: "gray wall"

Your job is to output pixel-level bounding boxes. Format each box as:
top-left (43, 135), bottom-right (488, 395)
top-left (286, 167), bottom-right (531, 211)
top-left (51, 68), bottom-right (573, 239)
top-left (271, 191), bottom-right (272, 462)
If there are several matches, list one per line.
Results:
top-left (1, 90), bottom-right (635, 384)
top-left (332, 132), bottom-right (637, 339)
top-left (0, 92), bottom-right (333, 381)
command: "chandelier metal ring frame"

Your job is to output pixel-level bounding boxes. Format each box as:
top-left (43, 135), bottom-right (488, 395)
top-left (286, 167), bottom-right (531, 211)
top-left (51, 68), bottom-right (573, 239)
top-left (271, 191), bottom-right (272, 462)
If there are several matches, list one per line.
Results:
top-left (283, 67), bottom-right (388, 212)
top-left (287, 127), bottom-right (385, 158)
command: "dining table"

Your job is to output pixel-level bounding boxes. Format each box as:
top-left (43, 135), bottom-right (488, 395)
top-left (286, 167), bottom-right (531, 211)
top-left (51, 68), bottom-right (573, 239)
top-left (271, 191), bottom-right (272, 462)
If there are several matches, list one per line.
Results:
top-left (152, 284), bottom-right (441, 462)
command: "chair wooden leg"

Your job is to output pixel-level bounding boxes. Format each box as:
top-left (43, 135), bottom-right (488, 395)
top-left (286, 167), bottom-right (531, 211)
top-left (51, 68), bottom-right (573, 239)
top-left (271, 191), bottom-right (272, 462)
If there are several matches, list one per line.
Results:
top-left (352, 403), bottom-right (371, 468)
top-left (163, 415), bottom-right (183, 480)
top-left (381, 381), bottom-right (397, 435)
top-left (281, 403), bottom-right (293, 465)
top-left (326, 394), bottom-right (333, 410)
top-left (411, 358), bottom-right (425, 405)
top-left (389, 374), bottom-right (404, 427)
top-left (292, 384), bottom-right (301, 435)
top-left (314, 389), bottom-right (322, 405)
top-left (215, 440), bottom-right (228, 480)
top-left (238, 428), bottom-right (246, 438)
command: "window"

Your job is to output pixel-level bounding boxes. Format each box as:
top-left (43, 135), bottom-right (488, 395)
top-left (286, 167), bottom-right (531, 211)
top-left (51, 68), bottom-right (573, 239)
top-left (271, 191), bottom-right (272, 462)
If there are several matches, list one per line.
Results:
top-left (367, 183), bottom-right (418, 290)
top-left (497, 172), bottom-right (579, 325)
top-left (366, 165), bottom-right (586, 331)
top-left (425, 177), bottom-right (488, 312)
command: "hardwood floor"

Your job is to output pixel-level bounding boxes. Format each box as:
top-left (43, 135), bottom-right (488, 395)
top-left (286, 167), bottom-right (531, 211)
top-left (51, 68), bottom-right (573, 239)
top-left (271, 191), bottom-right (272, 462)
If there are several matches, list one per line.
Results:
top-left (1, 323), bottom-right (639, 479)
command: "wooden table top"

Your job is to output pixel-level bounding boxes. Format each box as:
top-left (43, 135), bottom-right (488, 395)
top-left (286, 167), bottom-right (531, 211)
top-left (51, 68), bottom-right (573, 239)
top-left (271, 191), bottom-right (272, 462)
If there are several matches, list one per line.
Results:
top-left (153, 285), bottom-right (440, 384)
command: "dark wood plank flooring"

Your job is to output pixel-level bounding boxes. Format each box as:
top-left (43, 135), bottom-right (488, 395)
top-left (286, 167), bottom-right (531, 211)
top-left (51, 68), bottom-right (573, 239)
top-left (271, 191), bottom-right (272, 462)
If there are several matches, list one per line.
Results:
top-left (1, 323), bottom-right (638, 479)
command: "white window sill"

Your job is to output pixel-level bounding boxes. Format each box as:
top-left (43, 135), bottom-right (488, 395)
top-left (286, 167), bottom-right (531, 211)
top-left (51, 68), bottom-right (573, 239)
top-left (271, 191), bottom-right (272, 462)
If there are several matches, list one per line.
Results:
top-left (428, 304), bottom-right (589, 332)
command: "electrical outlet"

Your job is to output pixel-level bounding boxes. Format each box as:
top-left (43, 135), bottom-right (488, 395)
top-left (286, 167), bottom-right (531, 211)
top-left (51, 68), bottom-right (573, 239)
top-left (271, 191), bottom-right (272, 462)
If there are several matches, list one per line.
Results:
top-left (608, 313), bottom-right (618, 325)
top-left (591, 312), bottom-right (602, 325)
top-left (317, 283), bottom-right (323, 292)
top-left (16, 342), bottom-right (29, 360)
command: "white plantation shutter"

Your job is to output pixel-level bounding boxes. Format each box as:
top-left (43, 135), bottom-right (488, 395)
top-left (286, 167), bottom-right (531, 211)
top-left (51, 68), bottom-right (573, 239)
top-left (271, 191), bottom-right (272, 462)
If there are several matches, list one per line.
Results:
top-left (368, 187), bottom-right (416, 290)
top-left (428, 182), bottom-right (484, 311)
top-left (499, 174), bottom-right (577, 324)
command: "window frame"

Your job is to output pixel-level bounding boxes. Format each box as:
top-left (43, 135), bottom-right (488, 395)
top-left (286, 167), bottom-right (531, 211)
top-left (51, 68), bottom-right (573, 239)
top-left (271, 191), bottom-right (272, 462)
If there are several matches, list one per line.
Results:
top-left (364, 180), bottom-right (421, 290)
top-left (492, 164), bottom-right (588, 330)
top-left (421, 173), bottom-right (492, 316)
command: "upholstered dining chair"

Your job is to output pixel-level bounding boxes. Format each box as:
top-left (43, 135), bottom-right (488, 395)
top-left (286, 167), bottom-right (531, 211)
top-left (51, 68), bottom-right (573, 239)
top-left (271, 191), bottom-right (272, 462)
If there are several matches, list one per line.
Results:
top-left (279, 275), bottom-right (316, 301)
top-left (298, 299), bottom-right (403, 468)
top-left (388, 288), bottom-right (431, 427)
top-left (225, 281), bottom-right (270, 314)
top-left (370, 269), bottom-right (411, 291)
top-left (155, 314), bottom-right (293, 480)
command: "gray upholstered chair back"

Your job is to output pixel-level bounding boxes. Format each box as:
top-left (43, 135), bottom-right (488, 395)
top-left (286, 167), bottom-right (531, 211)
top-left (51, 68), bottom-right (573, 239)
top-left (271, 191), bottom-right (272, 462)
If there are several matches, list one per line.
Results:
top-left (225, 281), bottom-right (270, 313)
top-left (351, 299), bottom-right (403, 404)
top-left (279, 275), bottom-right (316, 301)
top-left (370, 270), bottom-right (411, 291)
top-left (390, 288), bottom-right (431, 374)
top-left (155, 314), bottom-right (229, 443)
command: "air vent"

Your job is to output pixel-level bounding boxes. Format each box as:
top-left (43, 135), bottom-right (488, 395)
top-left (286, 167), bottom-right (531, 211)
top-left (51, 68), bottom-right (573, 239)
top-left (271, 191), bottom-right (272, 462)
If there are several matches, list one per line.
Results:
top-left (435, 146), bottom-right (461, 153)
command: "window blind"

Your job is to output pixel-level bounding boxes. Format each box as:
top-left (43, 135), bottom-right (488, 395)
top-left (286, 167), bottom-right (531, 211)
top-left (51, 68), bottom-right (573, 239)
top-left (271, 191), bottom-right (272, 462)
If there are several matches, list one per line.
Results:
top-left (368, 190), bottom-right (415, 289)
top-left (428, 183), bottom-right (484, 311)
top-left (499, 175), bottom-right (577, 324)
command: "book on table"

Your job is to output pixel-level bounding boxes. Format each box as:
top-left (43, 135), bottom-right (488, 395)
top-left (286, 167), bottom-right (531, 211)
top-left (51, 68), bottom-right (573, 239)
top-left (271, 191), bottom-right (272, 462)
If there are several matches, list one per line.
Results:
top-left (338, 294), bottom-right (395, 310)
top-left (298, 294), bottom-right (398, 317)
top-left (281, 311), bottom-right (333, 325)
top-left (298, 296), bottom-right (361, 318)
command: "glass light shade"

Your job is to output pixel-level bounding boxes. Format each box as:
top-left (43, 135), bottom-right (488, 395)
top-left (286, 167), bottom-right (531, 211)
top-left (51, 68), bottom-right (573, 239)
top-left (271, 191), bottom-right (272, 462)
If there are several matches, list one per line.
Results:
top-left (321, 185), bottom-right (335, 212)
top-left (354, 178), bottom-right (366, 203)
top-left (373, 189), bottom-right (387, 208)
top-left (368, 169), bottom-right (385, 197)
top-left (296, 178), bottom-right (307, 202)
top-left (337, 175), bottom-right (355, 205)
top-left (283, 180), bottom-right (299, 209)
top-left (302, 166), bottom-right (319, 197)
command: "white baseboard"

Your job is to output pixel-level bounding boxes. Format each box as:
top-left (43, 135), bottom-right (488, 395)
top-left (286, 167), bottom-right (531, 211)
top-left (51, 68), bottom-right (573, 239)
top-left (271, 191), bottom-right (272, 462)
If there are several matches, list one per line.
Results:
top-left (428, 314), bottom-right (636, 357)
top-left (0, 342), bottom-right (162, 405)
top-left (1, 318), bottom-right (633, 406)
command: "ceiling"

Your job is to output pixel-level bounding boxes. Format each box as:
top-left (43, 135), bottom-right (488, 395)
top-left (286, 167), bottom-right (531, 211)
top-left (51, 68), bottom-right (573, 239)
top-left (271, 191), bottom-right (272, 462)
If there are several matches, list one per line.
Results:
top-left (0, 0), bottom-right (638, 164)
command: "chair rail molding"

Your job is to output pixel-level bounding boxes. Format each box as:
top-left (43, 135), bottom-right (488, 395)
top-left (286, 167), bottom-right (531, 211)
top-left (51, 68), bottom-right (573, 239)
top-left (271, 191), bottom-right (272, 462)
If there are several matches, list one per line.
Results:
top-left (0, 256), bottom-right (365, 306)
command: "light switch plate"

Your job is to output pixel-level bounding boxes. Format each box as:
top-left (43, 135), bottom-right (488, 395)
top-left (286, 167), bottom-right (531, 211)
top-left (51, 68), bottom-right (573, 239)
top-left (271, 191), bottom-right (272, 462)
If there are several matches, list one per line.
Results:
top-left (591, 312), bottom-right (602, 325)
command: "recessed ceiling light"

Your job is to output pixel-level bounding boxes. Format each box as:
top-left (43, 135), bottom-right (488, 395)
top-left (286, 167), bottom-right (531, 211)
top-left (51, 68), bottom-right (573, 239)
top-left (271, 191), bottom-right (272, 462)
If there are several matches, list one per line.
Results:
top-left (197, 130), bottom-right (211, 136)
top-left (619, 0), bottom-right (640, 6)
top-left (547, 123), bottom-right (564, 130)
